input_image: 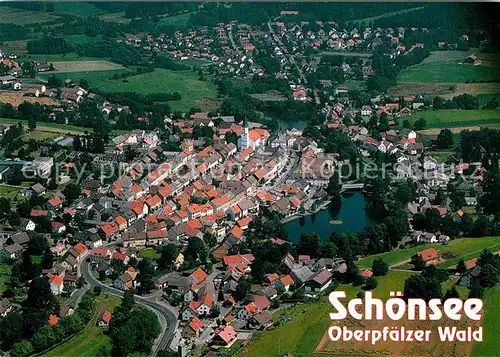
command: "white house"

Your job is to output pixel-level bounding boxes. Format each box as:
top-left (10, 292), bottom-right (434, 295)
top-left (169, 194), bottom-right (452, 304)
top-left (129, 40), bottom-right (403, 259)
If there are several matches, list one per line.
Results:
top-left (49, 275), bottom-right (64, 295)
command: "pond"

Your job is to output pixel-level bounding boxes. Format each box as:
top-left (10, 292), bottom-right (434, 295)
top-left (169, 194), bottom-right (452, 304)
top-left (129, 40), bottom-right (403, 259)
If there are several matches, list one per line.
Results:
top-left (284, 191), bottom-right (375, 243)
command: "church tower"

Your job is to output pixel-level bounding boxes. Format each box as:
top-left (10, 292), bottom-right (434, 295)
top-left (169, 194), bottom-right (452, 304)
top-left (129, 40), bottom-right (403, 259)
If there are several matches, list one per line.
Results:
top-left (239, 116), bottom-right (249, 151)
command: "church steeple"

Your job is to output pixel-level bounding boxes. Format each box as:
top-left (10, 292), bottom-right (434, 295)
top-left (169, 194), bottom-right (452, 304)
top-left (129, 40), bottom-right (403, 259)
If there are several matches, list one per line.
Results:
top-left (239, 116), bottom-right (250, 151)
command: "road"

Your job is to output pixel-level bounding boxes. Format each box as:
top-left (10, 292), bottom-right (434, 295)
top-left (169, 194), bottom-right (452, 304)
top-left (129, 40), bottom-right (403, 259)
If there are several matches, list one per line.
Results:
top-left (267, 22), bottom-right (320, 104)
top-left (81, 259), bottom-right (178, 355)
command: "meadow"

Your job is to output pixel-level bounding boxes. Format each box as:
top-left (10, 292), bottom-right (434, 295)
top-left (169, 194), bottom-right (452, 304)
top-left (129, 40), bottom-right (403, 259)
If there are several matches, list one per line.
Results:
top-left (41, 294), bottom-right (119, 357)
top-left (357, 236), bottom-right (500, 269)
top-left (471, 286), bottom-right (500, 357)
top-left (1, 118), bottom-right (91, 134)
top-left (0, 7), bottom-right (61, 25)
top-left (93, 68), bottom-right (218, 112)
top-left (397, 62), bottom-right (500, 83)
top-left (238, 270), bottom-right (485, 357)
top-left (403, 109), bottom-right (500, 130)
top-left (49, 60), bottom-right (124, 73)
top-left (39, 69), bottom-right (130, 86)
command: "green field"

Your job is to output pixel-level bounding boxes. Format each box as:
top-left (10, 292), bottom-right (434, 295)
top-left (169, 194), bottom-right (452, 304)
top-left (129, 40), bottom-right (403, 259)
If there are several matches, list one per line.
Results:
top-left (156, 12), bottom-right (191, 28)
top-left (398, 61), bottom-right (500, 83)
top-left (0, 7), bottom-right (61, 25)
top-left (1, 118), bottom-right (91, 134)
top-left (239, 271), bottom-right (476, 357)
top-left (64, 34), bottom-right (103, 47)
top-left (0, 185), bottom-right (21, 200)
top-left (21, 53), bottom-right (106, 63)
top-left (92, 68), bottom-right (217, 112)
top-left (39, 69), bottom-right (130, 86)
top-left (404, 109), bottom-right (500, 129)
top-left (53, 2), bottom-right (107, 16)
top-left (472, 286), bottom-right (500, 357)
top-left (41, 326), bottom-right (111, 357)
top-left (357, 237), bottom-right (500, 269)
top-left (0, 263), bottom-right (12, 294)
top-left (139, 248), bottom-right (160, 260)
top-left (426, 151), bottom-right (455, 163)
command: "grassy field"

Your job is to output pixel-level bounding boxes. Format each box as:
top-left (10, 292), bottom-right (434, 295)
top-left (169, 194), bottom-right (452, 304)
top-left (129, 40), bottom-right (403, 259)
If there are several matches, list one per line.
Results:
top-left (1, 118), bottom-right (91, 134)
top-left (53, 2), bottom-right (107, 16)
top-left (41, 325), bottom-right (111, 357)
top-left (398, 62), bottom-right (500, 83)
top-left (39, 69), bottom-right (130, 87)
top-left (139, 248), bottom-right (160, 260)
top-left (404, 109), bottom-right (500, 129)
top-left (426, 151), bottom-right (455, 163)
top-left (0, 7), bottom-right (61, 24)
top-left (21, 53), bottom-right (107, 63)
top-left (93, 68), bottom-right (217, 112)
top-left (388, 82), bottom-right (500, 98)
top-left (156, 12), bottom-right (191, 28)
top-left (98, 11), bottom-right (131, 24)
top-left (239, 270), bottom-right (480, 357)
top-left (49, 60), bottom-right (124, 73)
top-left (357, 236), bottom-right (500, 269)
top-left (41, 294), bottom-right (119, 357)
top-left (64, 34), bottom-right (103, 47)
top-left (471, 286), bottom-right (500, 357)
top-left (0, 185), bottom-right (22, 200)
top-left (0, 263), bottom-right (12, 294)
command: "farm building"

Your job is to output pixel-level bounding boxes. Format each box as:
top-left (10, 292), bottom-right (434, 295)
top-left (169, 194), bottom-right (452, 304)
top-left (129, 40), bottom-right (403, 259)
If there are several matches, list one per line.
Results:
top-left (463, 54), bottom-right (481, 66)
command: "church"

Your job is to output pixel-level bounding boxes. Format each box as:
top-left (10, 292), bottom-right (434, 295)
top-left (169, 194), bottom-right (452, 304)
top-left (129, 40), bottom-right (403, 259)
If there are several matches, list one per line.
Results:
top-left (238, 119), bottom-right (271, 151)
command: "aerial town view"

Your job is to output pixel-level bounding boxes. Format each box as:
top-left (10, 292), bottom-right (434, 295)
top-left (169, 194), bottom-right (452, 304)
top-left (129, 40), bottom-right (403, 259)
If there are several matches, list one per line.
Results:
top-left (0, 2), bottom-right (499, 357)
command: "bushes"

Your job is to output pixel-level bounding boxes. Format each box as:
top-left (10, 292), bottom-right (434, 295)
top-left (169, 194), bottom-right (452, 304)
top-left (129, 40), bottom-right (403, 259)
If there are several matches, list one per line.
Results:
top-left (27, 36), bottom-right (72, 54)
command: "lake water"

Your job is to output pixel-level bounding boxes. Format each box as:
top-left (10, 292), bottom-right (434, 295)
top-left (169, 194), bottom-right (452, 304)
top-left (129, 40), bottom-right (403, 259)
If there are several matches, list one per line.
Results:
top-left (285, 191), bottom-right (375, 243)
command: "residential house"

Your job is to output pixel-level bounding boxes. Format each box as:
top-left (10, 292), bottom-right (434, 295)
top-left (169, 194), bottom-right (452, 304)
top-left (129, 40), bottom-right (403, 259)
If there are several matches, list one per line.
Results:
top-left (305, 269), bottom-right (333, 293)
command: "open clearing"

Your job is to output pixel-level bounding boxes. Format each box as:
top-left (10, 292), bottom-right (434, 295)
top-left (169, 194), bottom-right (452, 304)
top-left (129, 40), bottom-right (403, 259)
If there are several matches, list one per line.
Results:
top-left (398, 62), bottom-right (500, 83)
top-left (0, 92), bottom-right (58, 107)
top-left (357, 236), bottom-right (500, 269)
top-left (53, 2), bottom-right (106, 17)
top-left (403, 109), bottom-right (500, 130)
top-left (93, 68), bottom-right (217, 112)
top-left (1, 118), bottom-right (91, 135)
top-left (471, 286), bottom-right (500, 357)
top-left (388, 82), bottom-right (500, 98)
top-left (39, 69), bottom-right (130, 87)
top-left (50, 61), bottom-right (124, 73)
top-left (0, 7), bottom-right (61, 25)
top-left (98, 11), bottom-right (131, 24)
top-left (239, 270), bottom-right (483, 357)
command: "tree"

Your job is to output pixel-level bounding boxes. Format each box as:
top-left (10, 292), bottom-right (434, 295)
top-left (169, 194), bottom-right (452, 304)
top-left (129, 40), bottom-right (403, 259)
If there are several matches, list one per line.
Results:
top-left (468, 280), bottom-right (484, 298)
top-left (137, 258), bottom-right (155, 295)
top-left (31, 325), bottom-right (55, 351)
top-left (203, 232), bottom-right (217, 249)
top-left (157, 244), bottom-right (179, 271)
top-left (437, 128), bottom-right (454, 149)
top-left (76, 276), bottom-right (87, 288)
top-left (11, 341), bottom-right (34, 357)
top-left (444, 286), bottom-right (460, 299)
top-left (372, 258), bottom-right (389, 276)
top-left (0, 311), bottom-right (24, 350)
top-left (185, 237), bottom-right (208, 263)
top-left (365, 277), bottom-right (378, 290)
top-left (26, 276), bottom-right (58, 312)
top-left (327, 170), bottom-right (342, 198)
top-left (47, 75), bottom-right (62, 88)
top-left (456, 259), bottom-right (467, 274)
top-left (404, 275), bottom-right (442, 301)
top-left (299, 232), bottom-right (321, 257)
top-left (63, 182), bottom-right (81, 202)
top-left (478, 264), bottom-right (499, 288)
top-left (413, 118), bottom-right (426, 130)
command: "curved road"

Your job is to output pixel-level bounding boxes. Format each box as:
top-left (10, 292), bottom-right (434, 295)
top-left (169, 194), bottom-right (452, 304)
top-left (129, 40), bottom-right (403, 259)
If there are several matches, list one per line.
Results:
top-left (81, 259), bottom-right (178, 355)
